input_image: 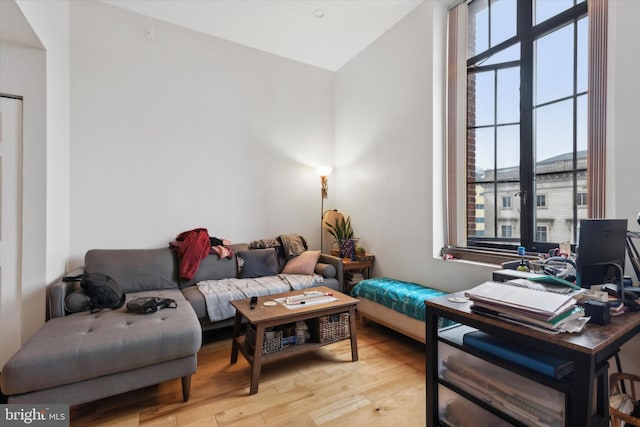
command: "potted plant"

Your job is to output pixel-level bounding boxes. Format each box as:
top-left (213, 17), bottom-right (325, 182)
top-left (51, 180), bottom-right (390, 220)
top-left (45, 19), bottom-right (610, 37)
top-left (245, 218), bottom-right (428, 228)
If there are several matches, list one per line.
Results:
top-left (324, 216), bottom-right (356, 258)
top-left (356, 246), bottom-right (366, 260)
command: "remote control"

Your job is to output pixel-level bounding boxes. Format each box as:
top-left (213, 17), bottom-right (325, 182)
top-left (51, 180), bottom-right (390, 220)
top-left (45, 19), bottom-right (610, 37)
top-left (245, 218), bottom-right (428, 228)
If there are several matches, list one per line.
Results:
top-left (250, 296), bottom-right (258, 309)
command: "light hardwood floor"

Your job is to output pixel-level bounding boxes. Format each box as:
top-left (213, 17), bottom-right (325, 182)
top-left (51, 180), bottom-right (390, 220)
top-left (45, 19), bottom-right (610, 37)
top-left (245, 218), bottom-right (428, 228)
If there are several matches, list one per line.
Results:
top-left (70, 317), bottom-right (426, 426)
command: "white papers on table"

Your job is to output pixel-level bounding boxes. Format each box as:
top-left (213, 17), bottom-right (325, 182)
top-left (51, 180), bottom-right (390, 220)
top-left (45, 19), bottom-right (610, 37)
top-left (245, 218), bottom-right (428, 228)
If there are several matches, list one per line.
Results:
top-left (464, 281), bottom-right (577, 318)
top-left (274, 294), bottom-right (338, 310)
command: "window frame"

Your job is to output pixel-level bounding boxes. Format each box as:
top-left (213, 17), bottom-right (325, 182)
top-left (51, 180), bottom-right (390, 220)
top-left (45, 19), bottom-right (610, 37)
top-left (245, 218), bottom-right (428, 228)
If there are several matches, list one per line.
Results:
top-left (464, 0), bottom-right (588, 254)
top-left (445, 0), bottom-right (607, 264)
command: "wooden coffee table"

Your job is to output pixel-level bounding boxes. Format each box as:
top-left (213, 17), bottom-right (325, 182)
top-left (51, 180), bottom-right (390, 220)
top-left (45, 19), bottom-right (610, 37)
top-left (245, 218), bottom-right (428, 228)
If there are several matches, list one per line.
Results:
top-left (230, 286), bottom-right (359, 394)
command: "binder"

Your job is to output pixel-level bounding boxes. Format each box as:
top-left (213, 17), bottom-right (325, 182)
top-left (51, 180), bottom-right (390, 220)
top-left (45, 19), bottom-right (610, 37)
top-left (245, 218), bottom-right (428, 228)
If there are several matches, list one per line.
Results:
top-left (462, 330), bottom-right (574, 380)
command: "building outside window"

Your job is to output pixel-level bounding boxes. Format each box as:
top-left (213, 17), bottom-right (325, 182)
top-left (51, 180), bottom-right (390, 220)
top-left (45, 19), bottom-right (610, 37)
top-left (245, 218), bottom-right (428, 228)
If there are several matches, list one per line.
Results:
top-left (501, 224), bottom-right (513, 238)
top-left (502, 195), bottom-right (512, 209)
top-left (465, 0), bottom-right (588, 252)
top-left (536, 225), bottom-right (548, 242)
top-left (577, 192), bottom-right (587, 206)
top-left (536, 194), bottom-right (547, 208)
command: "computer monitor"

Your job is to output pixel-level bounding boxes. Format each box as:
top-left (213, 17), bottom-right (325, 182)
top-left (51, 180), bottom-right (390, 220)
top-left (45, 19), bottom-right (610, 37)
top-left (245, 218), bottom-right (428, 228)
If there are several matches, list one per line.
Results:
top-left (576, 219), bottom-right (628, 297)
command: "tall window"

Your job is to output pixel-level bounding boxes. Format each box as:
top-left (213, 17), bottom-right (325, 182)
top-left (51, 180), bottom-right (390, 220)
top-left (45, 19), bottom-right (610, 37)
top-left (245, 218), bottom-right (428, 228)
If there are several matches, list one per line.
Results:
top-left (465, 0), bottom-right (588, 253)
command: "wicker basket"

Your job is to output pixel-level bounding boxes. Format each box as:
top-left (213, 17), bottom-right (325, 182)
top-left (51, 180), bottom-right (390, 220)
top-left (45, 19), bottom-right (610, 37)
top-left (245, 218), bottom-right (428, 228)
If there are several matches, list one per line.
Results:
top-left (245, 325), bottom-right (284, 355)
top-left (309, 312), bottom-right (350, 343)
top-left (610, 373), bottom-right (640, 427)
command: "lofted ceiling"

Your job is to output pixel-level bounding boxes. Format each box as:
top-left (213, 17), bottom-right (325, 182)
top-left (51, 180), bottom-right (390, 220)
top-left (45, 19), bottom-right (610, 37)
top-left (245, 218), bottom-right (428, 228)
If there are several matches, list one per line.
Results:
top-left (100, 0), bottom-right (425, 71)
top-left (0, 0), bottom-right (43, 49)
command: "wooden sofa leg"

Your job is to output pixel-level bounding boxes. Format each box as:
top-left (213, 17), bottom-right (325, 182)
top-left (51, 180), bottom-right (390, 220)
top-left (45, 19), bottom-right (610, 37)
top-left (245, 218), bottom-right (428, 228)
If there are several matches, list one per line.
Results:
top-left (181, 375), bottom-right (192, 402)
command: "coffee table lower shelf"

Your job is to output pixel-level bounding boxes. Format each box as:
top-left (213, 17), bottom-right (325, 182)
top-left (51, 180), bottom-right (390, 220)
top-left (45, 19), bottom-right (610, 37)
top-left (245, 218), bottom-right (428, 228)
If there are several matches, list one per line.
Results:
top-left (236, 336), bottom-right (349, 364)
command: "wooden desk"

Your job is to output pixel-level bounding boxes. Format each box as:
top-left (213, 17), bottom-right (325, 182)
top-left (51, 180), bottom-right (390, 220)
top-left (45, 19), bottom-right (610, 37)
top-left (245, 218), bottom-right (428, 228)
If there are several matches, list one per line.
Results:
top-left (425, 292), bottom-right (640, 426)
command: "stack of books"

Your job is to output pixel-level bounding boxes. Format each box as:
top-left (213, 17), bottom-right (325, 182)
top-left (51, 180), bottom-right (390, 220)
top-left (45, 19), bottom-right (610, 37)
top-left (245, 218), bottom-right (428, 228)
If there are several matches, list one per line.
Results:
top-left (464, 280), bottom-right (584, 333)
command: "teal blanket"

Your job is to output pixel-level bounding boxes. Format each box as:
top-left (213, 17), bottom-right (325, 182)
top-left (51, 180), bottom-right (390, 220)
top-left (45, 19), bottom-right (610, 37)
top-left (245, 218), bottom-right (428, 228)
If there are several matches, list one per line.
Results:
top-left (351, 277), bottom-right (448, 322)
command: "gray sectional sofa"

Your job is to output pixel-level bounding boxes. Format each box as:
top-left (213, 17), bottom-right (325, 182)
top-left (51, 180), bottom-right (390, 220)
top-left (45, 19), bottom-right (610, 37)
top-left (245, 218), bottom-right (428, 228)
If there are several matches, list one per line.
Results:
top-left (1, 241), bottom-right (343, 406)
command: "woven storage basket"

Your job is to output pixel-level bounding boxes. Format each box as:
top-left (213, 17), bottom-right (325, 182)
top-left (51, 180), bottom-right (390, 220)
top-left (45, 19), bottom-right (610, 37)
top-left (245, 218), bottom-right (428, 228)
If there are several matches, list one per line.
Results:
top-left (309, 312), bottom-right (350, 343)
top-left (610, 372), bottom-right (640, 427)
top-left (245, 325), bottom-right (284, 355)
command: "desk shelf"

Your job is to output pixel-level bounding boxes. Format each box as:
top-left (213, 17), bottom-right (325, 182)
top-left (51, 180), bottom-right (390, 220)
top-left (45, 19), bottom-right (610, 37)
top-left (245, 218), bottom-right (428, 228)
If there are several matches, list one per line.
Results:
top-left (437, 327), bottom-right (567, 426)
top-left (425, 292), bottom-right (640, 427)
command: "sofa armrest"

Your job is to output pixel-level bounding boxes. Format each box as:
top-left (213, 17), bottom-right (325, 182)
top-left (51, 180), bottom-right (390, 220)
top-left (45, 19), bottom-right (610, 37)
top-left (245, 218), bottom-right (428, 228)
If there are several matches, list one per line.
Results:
top-left (46, 267), bottom-right (85, 320)
top-left (318, 254), bottom-right (344, 292)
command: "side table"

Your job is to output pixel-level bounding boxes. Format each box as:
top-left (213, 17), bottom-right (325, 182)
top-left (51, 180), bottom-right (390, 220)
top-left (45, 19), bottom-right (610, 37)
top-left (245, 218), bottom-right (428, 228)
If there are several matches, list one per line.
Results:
top-left (343, 255), bottom-right (374, 294)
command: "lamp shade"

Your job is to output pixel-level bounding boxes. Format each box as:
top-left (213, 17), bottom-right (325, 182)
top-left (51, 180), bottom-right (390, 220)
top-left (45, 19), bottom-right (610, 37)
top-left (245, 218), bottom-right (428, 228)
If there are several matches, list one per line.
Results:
top-left (316, 166), bottom-right (333, 177)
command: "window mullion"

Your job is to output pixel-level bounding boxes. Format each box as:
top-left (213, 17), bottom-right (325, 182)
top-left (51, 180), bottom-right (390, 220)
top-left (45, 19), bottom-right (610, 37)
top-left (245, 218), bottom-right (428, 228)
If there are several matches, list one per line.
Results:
top-left (519, 0), bottom-right (535, 250)
top-left (572, 20), bottom-right (579, 243)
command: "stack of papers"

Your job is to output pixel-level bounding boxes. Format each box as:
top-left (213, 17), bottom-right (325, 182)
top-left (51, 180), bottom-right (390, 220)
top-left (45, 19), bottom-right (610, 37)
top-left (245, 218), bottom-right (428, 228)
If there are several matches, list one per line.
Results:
top-left (464, 281), bottom-right (586, 333)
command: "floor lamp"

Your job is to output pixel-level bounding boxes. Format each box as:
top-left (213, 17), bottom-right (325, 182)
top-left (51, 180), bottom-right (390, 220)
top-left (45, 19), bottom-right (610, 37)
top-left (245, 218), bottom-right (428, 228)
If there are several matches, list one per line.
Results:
top-left (316, 166), bottom-right (333, 252)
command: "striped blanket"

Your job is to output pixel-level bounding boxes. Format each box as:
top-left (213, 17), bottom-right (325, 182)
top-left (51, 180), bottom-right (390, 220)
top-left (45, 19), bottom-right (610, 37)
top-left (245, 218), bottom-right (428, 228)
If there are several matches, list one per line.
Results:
top-left (198, 274), bottom-right (322, 321)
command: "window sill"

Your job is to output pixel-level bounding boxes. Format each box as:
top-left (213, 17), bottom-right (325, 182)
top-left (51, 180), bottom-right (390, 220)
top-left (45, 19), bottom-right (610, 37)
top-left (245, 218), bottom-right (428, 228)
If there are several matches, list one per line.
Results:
top-left (442, 246), bottom-right (539, 267)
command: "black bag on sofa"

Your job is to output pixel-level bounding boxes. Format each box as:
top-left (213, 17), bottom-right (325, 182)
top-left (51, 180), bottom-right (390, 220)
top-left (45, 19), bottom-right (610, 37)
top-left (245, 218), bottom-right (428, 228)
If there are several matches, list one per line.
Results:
top-left (126, 297), bottom-right (177, 314)
top-left (80, 272), bottom-right (126, 313)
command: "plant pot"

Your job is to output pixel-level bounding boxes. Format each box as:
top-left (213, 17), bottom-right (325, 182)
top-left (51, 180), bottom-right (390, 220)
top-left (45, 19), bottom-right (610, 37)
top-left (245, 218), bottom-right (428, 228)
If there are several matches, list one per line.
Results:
top-left (339, 238), bottom-right (359, 260)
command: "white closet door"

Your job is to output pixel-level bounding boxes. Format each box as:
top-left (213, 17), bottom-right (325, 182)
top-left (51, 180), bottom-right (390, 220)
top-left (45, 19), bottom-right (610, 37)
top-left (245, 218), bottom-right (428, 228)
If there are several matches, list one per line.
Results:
top-left (0, 96), bottom-right (23, 368)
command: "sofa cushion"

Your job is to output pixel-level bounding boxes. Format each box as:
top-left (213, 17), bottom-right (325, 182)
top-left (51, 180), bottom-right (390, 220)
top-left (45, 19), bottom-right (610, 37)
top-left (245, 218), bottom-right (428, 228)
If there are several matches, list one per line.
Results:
top-left (237, 248), bottom-right (279, 279)
top-left (85, 248), bottom-right (179, 293)
top-left (282, 250), bottom-right (321, 275)
top-left (181, 285), bottom-right (208, 320)
top-left (1, 289), bottom-right (201, 395)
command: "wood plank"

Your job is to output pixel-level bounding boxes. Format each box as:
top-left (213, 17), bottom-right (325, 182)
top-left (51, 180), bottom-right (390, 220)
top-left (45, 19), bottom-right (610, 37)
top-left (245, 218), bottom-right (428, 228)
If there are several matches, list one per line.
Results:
top-left (70, 315), bottom-right (426, 426)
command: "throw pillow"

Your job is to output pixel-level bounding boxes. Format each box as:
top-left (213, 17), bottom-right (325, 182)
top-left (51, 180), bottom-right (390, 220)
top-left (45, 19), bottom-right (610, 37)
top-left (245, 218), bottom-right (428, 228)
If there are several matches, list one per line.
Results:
top-left (282, 250), bottom-right (321, 275)
top-left (64, 289), bottom-right (91, 313)
top-left (237, 248), bottom-right (279, 278)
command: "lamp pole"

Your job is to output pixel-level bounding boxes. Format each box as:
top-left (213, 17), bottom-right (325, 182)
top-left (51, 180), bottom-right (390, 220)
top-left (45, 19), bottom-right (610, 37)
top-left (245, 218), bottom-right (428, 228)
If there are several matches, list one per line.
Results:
top-left (316, 166), bottom-right (333, 252)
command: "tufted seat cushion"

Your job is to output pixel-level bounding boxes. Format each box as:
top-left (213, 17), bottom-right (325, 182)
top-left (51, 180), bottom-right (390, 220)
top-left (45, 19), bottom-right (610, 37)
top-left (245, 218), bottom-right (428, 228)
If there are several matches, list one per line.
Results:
top-left (1, 289), bottom-right (201, 396)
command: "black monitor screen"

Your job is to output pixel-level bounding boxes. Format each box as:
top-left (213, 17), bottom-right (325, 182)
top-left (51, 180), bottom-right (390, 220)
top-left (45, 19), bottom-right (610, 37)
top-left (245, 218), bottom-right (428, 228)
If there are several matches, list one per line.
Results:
top-left (576, 218), bottom-right (628, 289)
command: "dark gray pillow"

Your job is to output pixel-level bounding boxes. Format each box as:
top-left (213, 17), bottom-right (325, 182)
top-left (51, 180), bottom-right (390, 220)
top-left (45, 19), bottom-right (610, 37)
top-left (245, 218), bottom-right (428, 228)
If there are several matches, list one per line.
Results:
top-left (237, 248), bottom-right (278, 278)
top-left (314, 262), bottom-right (336, 278)
top-left (65, 289), bottom-right (91, 313)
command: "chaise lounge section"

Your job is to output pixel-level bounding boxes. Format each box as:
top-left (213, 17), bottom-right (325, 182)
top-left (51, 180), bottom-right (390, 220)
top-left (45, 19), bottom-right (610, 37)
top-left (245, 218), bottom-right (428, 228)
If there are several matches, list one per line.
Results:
top-left (1, 288), bottom-right (201, 405)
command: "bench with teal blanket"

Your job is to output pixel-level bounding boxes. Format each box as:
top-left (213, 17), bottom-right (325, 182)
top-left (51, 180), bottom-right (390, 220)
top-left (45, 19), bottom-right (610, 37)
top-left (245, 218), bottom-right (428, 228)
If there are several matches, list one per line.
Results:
top-left (351, 277), bottom-right (454, 332)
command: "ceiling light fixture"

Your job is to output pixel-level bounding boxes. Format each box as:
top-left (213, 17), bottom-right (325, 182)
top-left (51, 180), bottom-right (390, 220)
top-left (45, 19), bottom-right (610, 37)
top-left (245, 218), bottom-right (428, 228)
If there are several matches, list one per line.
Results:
top-left (312, 9), bottom-right (325, 18)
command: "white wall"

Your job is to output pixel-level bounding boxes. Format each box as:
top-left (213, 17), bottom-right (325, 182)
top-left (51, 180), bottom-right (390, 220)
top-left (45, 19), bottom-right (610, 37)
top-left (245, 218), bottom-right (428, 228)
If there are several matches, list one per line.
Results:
top-left (335, 0), bottom-right (495, 292)
top-left (0, 39), bottom-right (46, 360)
top-left (606, 0), bottom-right (640, 381)
top-left (335, 0), bottom-right (640, 294)
top-left (69, 1), bottom-right (334, 267)
top-left (16, 0), bottom-right (71, 285)
top-left (335, 0), bottom-right (640, 378)
top-left (607, 0), bottom-right (640, 229)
